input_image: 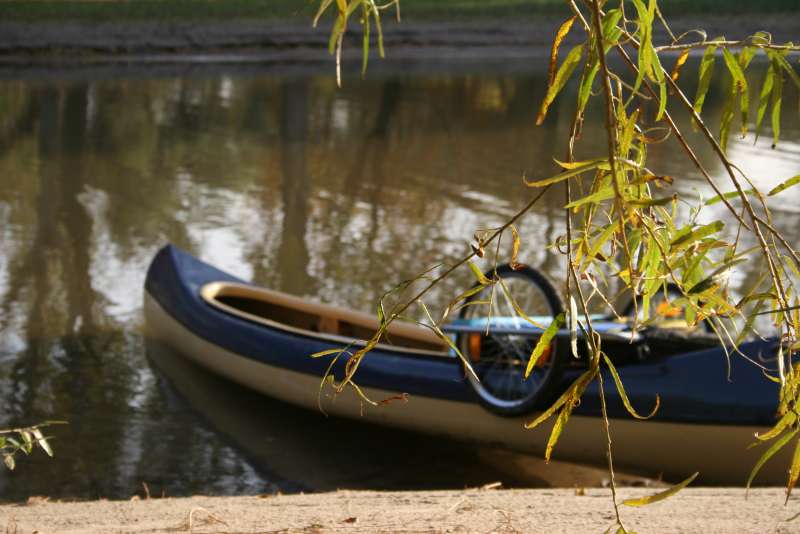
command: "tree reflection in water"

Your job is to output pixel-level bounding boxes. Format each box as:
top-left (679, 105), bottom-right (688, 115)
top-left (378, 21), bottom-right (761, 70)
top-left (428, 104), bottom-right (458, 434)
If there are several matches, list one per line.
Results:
top-left (0, 62), bottom-right (796, 500)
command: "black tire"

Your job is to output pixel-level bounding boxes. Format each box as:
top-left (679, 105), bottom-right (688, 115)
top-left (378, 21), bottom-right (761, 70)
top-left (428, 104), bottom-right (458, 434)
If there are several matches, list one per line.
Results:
top-left (457, 264), bottom-right (566, 416)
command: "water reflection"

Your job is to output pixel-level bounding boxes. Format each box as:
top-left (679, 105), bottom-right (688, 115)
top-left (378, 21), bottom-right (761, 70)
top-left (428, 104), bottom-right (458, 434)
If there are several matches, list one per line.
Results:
top-left (0, 61), bottom-right (796, 500)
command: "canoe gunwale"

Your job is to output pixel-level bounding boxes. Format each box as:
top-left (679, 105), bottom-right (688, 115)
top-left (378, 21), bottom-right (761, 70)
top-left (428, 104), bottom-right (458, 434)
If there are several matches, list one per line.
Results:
top-left (200, 281), bottom-right (450, 359)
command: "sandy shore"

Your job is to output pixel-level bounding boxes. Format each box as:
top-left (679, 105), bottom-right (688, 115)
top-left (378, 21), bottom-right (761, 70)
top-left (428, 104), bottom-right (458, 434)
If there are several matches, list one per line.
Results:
top-left (2, 488), bottom-right (799, 533)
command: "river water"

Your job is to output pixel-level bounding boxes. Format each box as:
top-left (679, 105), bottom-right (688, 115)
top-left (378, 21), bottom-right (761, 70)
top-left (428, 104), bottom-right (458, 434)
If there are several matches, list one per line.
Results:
top-left (0, 57), bottom-right (797, 500)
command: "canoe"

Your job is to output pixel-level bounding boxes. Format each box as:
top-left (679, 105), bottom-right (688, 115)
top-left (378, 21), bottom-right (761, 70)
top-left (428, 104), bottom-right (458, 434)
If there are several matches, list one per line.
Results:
top-left (144, 244), bottom-right (785, 485)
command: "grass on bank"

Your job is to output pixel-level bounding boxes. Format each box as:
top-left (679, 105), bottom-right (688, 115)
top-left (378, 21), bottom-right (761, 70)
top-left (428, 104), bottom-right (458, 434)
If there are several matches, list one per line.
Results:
top-left (0, 0), bottom-right (797, 23)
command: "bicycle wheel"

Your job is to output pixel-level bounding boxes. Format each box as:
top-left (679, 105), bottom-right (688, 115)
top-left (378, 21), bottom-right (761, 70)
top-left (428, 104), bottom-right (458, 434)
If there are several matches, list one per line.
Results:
top-left (458, 264), bottom-right (565, 416)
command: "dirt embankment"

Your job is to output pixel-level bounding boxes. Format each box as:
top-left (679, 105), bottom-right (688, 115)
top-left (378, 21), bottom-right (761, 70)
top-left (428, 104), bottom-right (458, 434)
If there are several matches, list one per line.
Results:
top-left (2, 488), bottom-right (800, 533)
top-left (0, 14), bottom-right (797, 63)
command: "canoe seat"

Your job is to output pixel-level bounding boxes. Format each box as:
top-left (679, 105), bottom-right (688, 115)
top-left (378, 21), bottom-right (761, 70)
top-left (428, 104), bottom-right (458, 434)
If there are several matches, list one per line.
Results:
top-left (318, 316), bottom-right (340, 335)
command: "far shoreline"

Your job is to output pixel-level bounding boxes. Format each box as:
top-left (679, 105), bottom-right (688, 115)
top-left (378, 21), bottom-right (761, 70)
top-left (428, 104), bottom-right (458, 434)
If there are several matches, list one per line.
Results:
top-left (0, 13), bottom-right (797, 65)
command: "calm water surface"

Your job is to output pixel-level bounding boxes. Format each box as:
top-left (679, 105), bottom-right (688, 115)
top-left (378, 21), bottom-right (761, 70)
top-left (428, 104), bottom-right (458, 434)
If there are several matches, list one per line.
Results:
top-left (0, 59), bottom-right (797, 500)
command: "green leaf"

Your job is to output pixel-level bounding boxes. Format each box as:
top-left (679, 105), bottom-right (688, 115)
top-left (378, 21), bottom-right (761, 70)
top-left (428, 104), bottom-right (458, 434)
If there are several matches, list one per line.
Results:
top-left (603, 354), bottom-right (660, 419)
top-left (694, 45), bottom-right (717, 117)
top-left (736, 299), bottom-right (764, 347)
top-left (361, 5), bottom-right (370, 76)
top-left (622, 472), bottom-right (698, 506)
top-left (568, 296), bottom-right (578, 359)
top-left (525, 312), bottom-right (565, 379)
top-left (705, 188), bottom-right (755, 206)
top-left (747, 428), bottom-right (798, 490)
top-left (735, 47), bottom-right (756, 137)
top-left (587, 221), bottom-right (620, 261)
top-left (578, 62), bottom-right (600, 115)
top-left (467, 260), bottom-right (491, 285)
top-left (755, 61), bottom-right (775, 141)
top-left (536, 44), bottom-right (585, 125)
top-left (670, 221), bottom-right (724, 249)
top-left (774, 53), bottom-right (800, 92)
top-left (787, 438), bottom-right (800, 503)
top-left (771, 60), bottom-right (784, 148)
top-left (722, 48), bottom-right (748, 95)
top-left (755, 411), bottom-right (797, 442)
top-left (768, 175), bottom-right (800, 196)
top-left (565, 184), bottom-right (615, 210)
top-left (313, 0), bottom-right (336, 27)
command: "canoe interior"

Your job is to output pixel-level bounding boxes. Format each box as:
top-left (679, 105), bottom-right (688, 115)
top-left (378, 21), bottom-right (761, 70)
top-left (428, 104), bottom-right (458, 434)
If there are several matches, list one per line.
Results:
top-left (201, 281), bottom-right (448, 354)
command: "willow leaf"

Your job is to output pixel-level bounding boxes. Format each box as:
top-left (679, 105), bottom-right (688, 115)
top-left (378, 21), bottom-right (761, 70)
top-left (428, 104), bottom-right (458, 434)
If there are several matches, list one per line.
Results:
top-left (525, 366), bottom-right (595, 429)
top-left (623, 472), bottom-right (699, 506)
top-left (525, 312), bottom-right (565, 378)
top-left (361, 6), bottom-right (370, 76)
top-left (628, 196), bottom-right (675, 207)
top-left (442, 284), bottom-right (488, 321)
top-left (694, 45), bottom-right (717, 116)
top-left (578, 62), bottom-right (600, 115)
top-left (736, 47), bottom-right (756, 137)
top-left (670, 49), bottom-right (690, 82)
top-left (722, 48), bottom-right (748, 94)
top-left (467, 260), bottom-right (491, 285)
top-left (705, 188), bottom-right (755, 205)
top-left (768, 174), bottom-right (800, 196)
top-left (787, 437), bottom-right (800, 502)
top-left (328, 13), bottom-right (346, 54)
top-left (568, 296), bottom-right (578, 359)
top-left (735, 299), bottom-right (764, 347)
top-left (755, 61), bottom-right (775, 141)
top-left (417, 301), bottom-right (479, 382)
top-left (565, 185), bottom-right (615, 210)
top-left (510, 225), bottom-right (522, 269)
top-left (554, 157), bottom-right (609, 170)
top-left (719, 87), bottom-right (736, 154)
top-left (603, 353), bottom-right (660, 419)
top-left (587, 220), bottom-right (620, 260)
top-left (546, 16), bottom-right (577, 89)
top-left (755, 411), bottom-right (797, 442)
top-left (747, 428), bottom-right (799, 490)
top-left (774, 53), bottom-right (800, 92)
top-left (670, 221), bottom-right (724, 249)
top-left (771, 60), bottom-right (784, 148)
top-left (536, 44), bottom-right (585, 125)
top-left (311, 348), bottom-right (347, 359)
top-left (525, 159), bottom-right (604, 187)
top-left (313, 0), bottom-right (336, 27)
top-left (545, 404), bottom-right (572, 463)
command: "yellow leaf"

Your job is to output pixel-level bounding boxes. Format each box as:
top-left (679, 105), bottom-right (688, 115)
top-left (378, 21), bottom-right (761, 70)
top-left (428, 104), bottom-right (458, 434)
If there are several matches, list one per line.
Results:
top-left (623, 472), bottom-right (699, 506)
top-left (670, 49), bottom-right (690, 82)
top-left (525, 313), bottom-right (565, 378)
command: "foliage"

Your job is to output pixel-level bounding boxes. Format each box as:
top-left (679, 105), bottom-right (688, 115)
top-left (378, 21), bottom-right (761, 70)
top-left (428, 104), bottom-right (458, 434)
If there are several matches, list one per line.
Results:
top-left (0, 422), bottom-right (62, 471)
top-left (314, 0), bottom-right (800, 530)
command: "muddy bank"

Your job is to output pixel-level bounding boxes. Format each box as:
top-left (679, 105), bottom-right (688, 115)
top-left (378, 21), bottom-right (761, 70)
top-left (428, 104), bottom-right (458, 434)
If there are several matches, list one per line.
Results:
top-left (0, 14), bottom-right (797, 63)
top-left (2, 488), bottom-right (799, 533)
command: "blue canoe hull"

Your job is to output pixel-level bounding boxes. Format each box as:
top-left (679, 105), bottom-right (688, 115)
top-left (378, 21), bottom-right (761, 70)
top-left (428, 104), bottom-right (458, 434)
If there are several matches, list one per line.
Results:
top-left (144, 244), bottom-right (785, 484)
